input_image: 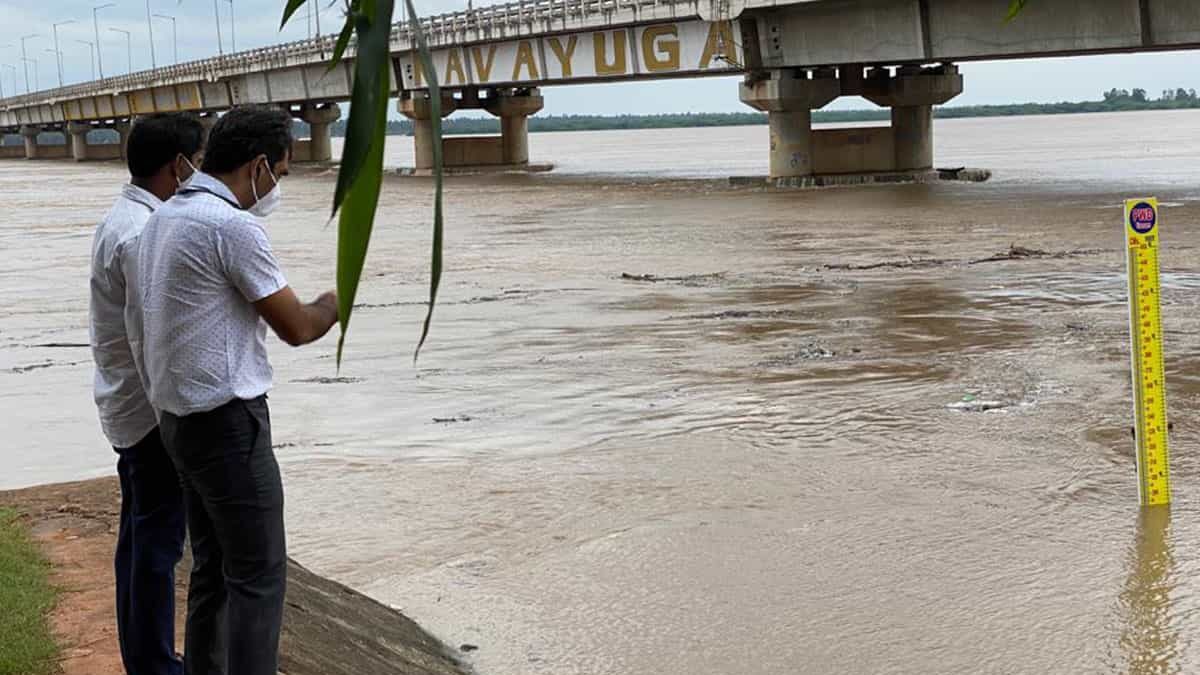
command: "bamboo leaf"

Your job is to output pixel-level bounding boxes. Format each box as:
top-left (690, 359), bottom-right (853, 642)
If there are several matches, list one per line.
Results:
top-left (404, 0), bottom-right (444, 362)
top-left (335, 42), bottom-right (391, 367)
top-left (328, 19), bottom-right (355, 69)
top-left (280, 0), bottom-right (310, 29)
top-left (332, 0), bottom-right (395, 367)
top-left (331, 0), bottom-right (393, 218)
top-left (1005, 0), bottom-right (1028, 22)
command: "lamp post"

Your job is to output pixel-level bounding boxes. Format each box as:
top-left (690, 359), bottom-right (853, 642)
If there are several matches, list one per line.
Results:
top-left (51, 20), bottom-right (75, 88)
top-left (44, 49), bottom-right (61, 89)
top-left (19, 34), bottom-right (37, 94)
top-left (21, 56), bottom-right (39, 92)
top-left (153, 14), bottom-right (176, 64)
top-left (76, 40), bottom-right (97, 79)
top-left (213, 0), bottom-right (224, 55)
top-left (93, 3), bottom-right (116, 79)
top-left (226, 0), bottom-right (236, 52)
top-left (1, 65), bottom-right (16, 99)
top-left (145, 0), bottom-right (156, 68)
top-left (109, 28), bottom-right (132, 74)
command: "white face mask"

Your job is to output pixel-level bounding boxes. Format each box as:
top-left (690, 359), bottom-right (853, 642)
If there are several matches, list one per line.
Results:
top-left (248, 160), bottom-right (281, 218)
top-left (176, 156), bottom-right (199, 191)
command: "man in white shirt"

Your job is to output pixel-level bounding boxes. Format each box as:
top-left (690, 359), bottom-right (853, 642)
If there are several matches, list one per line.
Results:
top-left (138, 105), bottom-right (338, 675)
top-left (89, 112), bottom-right (204, 675)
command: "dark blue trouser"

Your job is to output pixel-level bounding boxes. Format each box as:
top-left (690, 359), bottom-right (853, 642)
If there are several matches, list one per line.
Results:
top-left (115, 428), bottom-right (186, 675)
top-left (159, 396), bottom-right (286, 675)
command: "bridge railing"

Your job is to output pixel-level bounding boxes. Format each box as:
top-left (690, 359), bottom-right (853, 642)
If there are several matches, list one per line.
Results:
top-left (0, 0), bottom-right (701, 110)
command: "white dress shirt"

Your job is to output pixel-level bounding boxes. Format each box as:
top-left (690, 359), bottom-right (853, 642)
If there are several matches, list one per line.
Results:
top-left (89, 184), bottom-right (162, 449)
top-left (138, 172), bottom-right (288, 417)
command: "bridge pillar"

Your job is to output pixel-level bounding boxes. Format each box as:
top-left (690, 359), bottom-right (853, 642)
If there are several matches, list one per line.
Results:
top-left (863, 64), bottom-right (963, 171)
top-left (399, 93), bottom-right (458, 170)
top-left (298, 103), bottom-right (342, 162)
top-left (199, 113), bottom-right (217, 146)
top-left (485, 88), bottom-right (544, 165)
top-left (20, 126), bottom-right (41, 160)
top-left (114, 121), bottom-right (132, 160)
top-left (739, 70), bottom-right (839, 179)
top-left (68, 122), bottom-right (93, 161)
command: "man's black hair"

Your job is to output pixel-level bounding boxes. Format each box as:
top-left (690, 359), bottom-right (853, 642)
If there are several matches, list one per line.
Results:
top-left (126, 113), bottom-right (205, 179)
top-left (202, 105), bottom-right (293, 174)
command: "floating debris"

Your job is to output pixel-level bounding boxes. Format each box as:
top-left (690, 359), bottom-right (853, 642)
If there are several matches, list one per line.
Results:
top-left (433, 415), bottom-right (474, 424)
top-left (291, 376), bottom-right (364, 384)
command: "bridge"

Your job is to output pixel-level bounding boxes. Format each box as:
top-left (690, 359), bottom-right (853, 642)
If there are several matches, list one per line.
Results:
top-left (1, 0), bottom-right (1199, 180)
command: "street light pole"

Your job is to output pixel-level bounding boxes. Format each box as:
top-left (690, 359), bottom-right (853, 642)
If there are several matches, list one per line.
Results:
top-left (213, 0), bottom-right (224, 55)
top-left (44, 49), bottom-right (61, 89)
top-left (76, 40), bottom-right (97, 79)
top-left (1, 65), bottom-right (16, 98)
top-left (93, 4), bottom-right (115, 79)
top-left (110, 28), bottom-right (131, 74)
top-left (51, 21), bottom-right (75, 88)
top-left (19, 35), bottom-right (37, 94)
top-left (226, 0), bottom-right (236, 52)
top-left (153, 15), bottom-right (176, 64)
top-left (145, 0), bottom-right (156, 69)
top-left (21, 56), bottom-right (39, 92)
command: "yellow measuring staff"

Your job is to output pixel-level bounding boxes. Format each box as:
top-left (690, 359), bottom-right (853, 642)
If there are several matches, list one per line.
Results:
top-left (1125, 198), bottom-right (1171, 506)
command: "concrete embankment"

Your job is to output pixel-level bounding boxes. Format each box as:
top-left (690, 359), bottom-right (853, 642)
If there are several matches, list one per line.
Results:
top-left (0, 478), bottom-right (468, 675)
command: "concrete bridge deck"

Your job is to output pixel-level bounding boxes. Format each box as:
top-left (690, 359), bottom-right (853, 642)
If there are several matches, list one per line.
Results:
top-left (2, 0), bottom-right (1199, 180)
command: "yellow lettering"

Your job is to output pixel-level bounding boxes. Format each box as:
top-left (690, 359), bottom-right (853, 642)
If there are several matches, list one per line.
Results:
top-left (471, 45), bottom-right (498, 82)
top-left (593, 30), bottom-right (627, 76)
top-left (641, 25), bottom-right (680, 73)
top-left (547, 36), bottom-right (578, 78)
top-left (445, 49), bottom-right (467, 86)
top-left (410, 56), bottom-right (425, 87)
top-left (512, 41), bottom-right (540, 80)
top-left (699, 21), bottom-right (736, 69)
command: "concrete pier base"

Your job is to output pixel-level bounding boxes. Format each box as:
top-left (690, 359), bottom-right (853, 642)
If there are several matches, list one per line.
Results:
top-left (739, 70), bottom-right (839, 179)
top-left (20, 126), bottom-right (40, 160)
top-left (400, 88), bottom-right (545, 172)
top-left (742, 64), bottom-right (963, 180)
top-left (294, 103), bottom-right (341, 162)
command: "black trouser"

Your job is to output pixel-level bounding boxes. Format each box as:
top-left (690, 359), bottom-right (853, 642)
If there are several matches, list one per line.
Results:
top-left (160, 396), bottom-right (286, 675)
top-left (115, 428), bottom-right (186, 675)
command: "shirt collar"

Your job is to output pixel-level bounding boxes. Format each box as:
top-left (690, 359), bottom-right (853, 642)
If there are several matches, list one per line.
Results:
top-left (183, 171), bottom-right (242, 208)
top-left (121, 183), bottom-right (164, 212)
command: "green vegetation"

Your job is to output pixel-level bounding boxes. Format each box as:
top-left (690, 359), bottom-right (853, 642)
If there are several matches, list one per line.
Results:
top-left (0, 508), bottom-right (58, 675)
top-left (293, 87), bottom-right (1200, 138)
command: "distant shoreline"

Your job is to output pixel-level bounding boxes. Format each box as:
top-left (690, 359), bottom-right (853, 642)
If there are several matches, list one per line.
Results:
top-left (5, 92), bottom-right (1197, 146)
top-left (332, 93), bottom-right (1200, 137)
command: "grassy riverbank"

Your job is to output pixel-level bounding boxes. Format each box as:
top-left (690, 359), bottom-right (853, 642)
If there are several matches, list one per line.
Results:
top-left (0, 508), bottom-right (58, 675)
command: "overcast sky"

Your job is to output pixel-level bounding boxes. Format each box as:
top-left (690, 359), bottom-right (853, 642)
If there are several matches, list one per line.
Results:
top-left (1, 0), bottom-right (1197, 115)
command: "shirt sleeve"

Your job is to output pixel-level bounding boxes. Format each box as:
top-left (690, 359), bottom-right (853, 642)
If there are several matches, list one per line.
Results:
top-left (215, 217), bottom-right (289, 303)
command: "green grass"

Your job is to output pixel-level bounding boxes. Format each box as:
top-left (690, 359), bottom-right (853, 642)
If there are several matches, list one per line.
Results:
top-left (0, 507), bottom-right (58, 675)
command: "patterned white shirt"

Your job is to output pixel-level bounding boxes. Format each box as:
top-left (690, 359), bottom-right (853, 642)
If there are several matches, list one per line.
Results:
top-left (89, 184), bottom-right (162, 449)
top-left (138, 172), bottom-right (288, 416)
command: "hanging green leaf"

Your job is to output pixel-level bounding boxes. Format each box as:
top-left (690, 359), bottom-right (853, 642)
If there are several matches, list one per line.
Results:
top-left (328, 19), bottom-right (355, 69)
top-left (329, 0), bottom-right (394, 366)
top-left (330, 3), bottom-right (391, 219)
top-left (404, 0), bottom-right (444, 362)
top-left (335, 48), bottom-right (391, 366)
top-left (280, 0), bottom-right (309, 29)
top-left (1005, 0), bottom-right (1028, 21)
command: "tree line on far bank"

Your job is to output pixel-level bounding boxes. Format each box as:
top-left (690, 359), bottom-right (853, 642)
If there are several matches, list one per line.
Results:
top-left (312, 86), bottom-right (1200, 137)
top-left (5, 86), bottom-right (1199, 146)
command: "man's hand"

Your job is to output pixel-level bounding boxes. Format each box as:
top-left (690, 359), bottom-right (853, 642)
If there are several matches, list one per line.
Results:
top-left (254, 287), bottom-right (339, 347)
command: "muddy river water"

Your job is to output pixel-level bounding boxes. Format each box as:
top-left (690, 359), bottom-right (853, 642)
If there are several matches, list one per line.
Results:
top-left (4, 110), bottom-right (1200, 673)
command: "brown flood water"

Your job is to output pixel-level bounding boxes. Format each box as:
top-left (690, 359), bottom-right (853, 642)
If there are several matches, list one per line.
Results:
top-left (4, 110), bottom-right (1200, 673)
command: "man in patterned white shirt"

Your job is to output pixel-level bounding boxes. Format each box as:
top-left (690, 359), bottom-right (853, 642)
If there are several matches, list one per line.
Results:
top-left (138, 105), bottom-right (338, 675)
top-left (89, 112), bottom-right (204, 675)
